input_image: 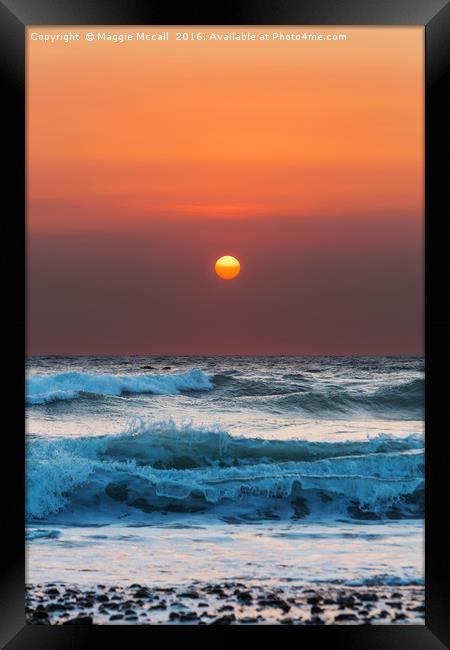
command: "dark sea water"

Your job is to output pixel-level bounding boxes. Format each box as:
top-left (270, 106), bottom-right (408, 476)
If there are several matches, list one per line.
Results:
top-left (26, 356), bottom-right (424, 588)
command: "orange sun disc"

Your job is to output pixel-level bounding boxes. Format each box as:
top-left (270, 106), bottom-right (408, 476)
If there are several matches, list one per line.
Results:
top-left (214, 255), bottom-right (241, 280)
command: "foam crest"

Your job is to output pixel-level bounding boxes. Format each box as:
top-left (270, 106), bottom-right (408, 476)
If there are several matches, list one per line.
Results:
top-left (26, 420), bottom-right (424, 522)
top-left (26, 370), bottom-right (213, 404)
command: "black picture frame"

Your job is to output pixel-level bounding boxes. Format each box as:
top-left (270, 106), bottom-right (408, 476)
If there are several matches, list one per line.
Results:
top-left (2, 0), bottom-right (449, 647)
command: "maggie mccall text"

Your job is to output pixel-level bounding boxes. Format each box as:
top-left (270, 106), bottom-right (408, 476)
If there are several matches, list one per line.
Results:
top-left (96, 32), bottom-right (169, 43)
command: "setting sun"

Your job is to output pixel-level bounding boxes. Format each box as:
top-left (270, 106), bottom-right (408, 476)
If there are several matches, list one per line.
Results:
top-left (214, 255), bottom-right (241, 280)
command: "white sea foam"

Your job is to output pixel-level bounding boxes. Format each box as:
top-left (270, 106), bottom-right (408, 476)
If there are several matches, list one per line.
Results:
top-left (26, 370), bottom-right (213, 404)
top-left (26, 419), bottom-right (424, 521)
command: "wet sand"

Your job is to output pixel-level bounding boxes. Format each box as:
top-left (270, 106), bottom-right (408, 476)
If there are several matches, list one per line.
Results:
top-left (26, 582), bottom-right (425, 625)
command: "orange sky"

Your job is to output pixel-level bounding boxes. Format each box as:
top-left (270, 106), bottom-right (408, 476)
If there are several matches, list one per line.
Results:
top-left (28, 27), bottom-right (423, 227)
top-left (27, 27), bottom-right (424, 355)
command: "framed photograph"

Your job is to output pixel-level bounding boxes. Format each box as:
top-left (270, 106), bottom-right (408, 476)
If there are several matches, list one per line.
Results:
top-left (1, 0), bottom-right (448, 647)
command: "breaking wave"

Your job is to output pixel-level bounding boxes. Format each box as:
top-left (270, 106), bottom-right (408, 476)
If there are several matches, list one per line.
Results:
top-left (26, 419), bottom-right (424, 523)
top-left (26, 370), bottom-right (213, 405)
top-left (26, 369), bottom-right (423, 420)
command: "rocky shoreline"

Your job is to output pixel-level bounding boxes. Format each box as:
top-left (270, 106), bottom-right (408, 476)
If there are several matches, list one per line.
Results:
top-left (26, 582), bottom-right (425, 625)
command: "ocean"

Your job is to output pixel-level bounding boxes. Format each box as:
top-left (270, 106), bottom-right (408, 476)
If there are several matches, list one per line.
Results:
top-left (26, 356), bottom-right (424, 592)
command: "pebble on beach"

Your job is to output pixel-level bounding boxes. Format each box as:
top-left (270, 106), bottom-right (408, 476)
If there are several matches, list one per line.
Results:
top-left (26, 582), bottom-right (425, 625)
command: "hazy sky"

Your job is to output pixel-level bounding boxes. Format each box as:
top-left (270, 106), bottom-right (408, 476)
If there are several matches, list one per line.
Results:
top-left (27, 27), bottom-right (423, 355)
